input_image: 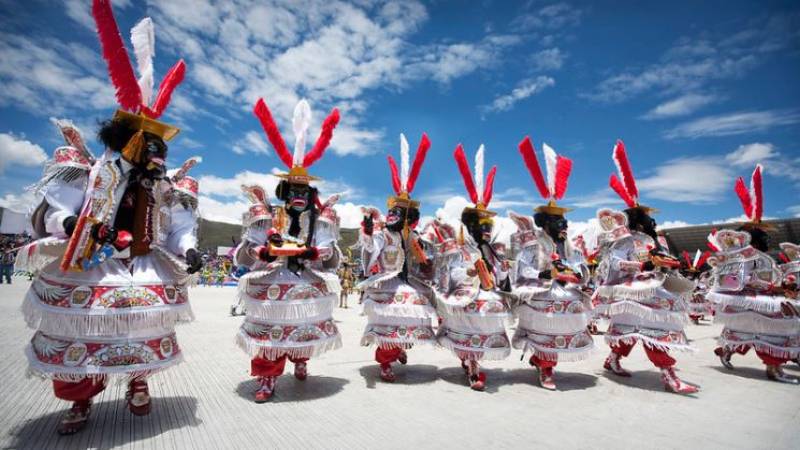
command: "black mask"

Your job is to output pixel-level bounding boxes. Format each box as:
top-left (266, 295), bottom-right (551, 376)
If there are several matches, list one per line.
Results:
top-left (461, 210), bottom-right (493, 244)
top-left (276, 181), bottom-right (314, 214)
top-left (741, 226), bottom-right (770, 252)
top-left (534, 212), bottom-right (568, 243)
top-left (139, 135), bottom-right (168, 179)
top-left (386, 206), bottom-right (420, 232)
top-left (625, 207), bottom-right (659, 246)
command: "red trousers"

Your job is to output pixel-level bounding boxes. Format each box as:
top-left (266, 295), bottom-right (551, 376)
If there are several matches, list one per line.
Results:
top-left (731, 345), bottom-right (789, 366)
top-left (530, 355), bottom-right (557, 369)
top-left (611, 341), bottom-right (676, 368)
top-left (375, 347), bottom-right (403, 366)
top-left (53, 377), bottom-right (107, 403)
top-left (251, 355), bottom-right (308, 377)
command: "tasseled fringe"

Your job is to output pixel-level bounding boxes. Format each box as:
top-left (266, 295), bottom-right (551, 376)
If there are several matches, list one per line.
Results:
top-left (26, 349), bottom-right (183, 384)
top-left (512, 340), bottom-right (595, 363)
top-left (436, 337), bottom-right (511, 361)
top-left (362, 299), bottom-right (438, 320)
top-left (307, 268), bottom-right (342, 297)
top-left (27, 166), bottom-right (88, 194)
top-left (715, 311), bottom-right (800, 335)
top-left (360, 335), bottom-right (434, 349)
top-left (596, 283), bottom-right (660, 301)
top-left (151, 246), bottom-right (194, 285)
top-left (706, 292), bottom-right (786, 314)
top-left (604, 334), bottom-right (696, 353)
top-left (515, 307), bottom-right (592, 334)
top-left (718, 339), bottom-right (800, 359)
top-left (604, 301), bottom-right (688, 326)
top-left (515, 287), bottom-right (553, 303)
top-left (235, 332), bottom-right (342, 359)
top-left (241, 295), bottom-right (335, 322)
top-left (357, 270), bottom-right (401, 291)
top-left (22, 296), bottom-right (194, 337)
top-left (438, 314), bottom-right (512, 334)
top-left (14, 238), bottom-right (65, 274)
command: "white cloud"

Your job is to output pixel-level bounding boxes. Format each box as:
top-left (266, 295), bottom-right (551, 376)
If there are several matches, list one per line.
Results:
top-left (664, 109), bottom-right (800, 139)
top-left (512, 2), bottom-right (583, 31)
top-left (724, 142), bottom-right (777, 167)
top-left (641, 93), bottom-right (717, 120)
top-left (787, 205), bottom-right (800, 218)
top-left (585, 14), bottom-right (796, 104)
top-left (530, 47), bottom-right (566, 72)
top-left (636, 157), bottom-right (730, 203)
top-left (481, 76), bottom-right (555, 114)
top-left (232, 131), bottom-right (270, 156)
top-left (0, 191), bottom-right (40, 214)
top-left (0, 133), bottom-right (47, 174)
top-left (64, 0), bottom-right (132, 31)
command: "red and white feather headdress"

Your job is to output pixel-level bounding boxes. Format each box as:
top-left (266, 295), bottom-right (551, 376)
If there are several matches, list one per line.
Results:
top-left (454, 143), bottom-right (497, 217)
top-left (518, 136), bottom-right (573, 215)
top-left (252, 98), bottom-right (340, 185)
top-left (607, 140), bottom-right (655, 212)
top-left (92, 0), bottom-right (185, 140)
top-left (386, 133), bottom-right (431, 209)
top-left (734, 164), bottom-right (765, 223)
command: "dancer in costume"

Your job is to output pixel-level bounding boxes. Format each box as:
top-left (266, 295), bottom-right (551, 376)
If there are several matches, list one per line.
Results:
top-left (679, 250), bottom-right (714, 324)
top-left (234, 98), bottom-right (342, 402)
top-left (509, 137), bottom-right (593, 390)
top-left (777, 243), bottom-right (800, 368)
top-left (17, 1), bottom-right (202, 434)
top-left (358, 133), bottom-right (437, 383)
top-left (434, 144), bottom-right (512, 391)
top-left (709, 165), bottom-right (800, 383)
top-left (593, 140), bottom-right (698, 394)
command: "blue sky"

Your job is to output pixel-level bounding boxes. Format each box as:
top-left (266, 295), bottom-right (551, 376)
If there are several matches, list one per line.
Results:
top-left (1, 0), bottom-right (799, 235)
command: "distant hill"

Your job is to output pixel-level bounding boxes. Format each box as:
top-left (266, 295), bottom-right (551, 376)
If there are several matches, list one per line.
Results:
top-left (197, 218), bottom-right (359, 255)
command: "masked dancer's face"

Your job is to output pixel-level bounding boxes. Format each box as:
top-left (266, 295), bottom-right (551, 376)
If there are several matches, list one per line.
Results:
top-left (545, 215), bottom-right (568, 243)
top-left (285, 183), bottom-right (312, 213)
top-left (386, 206), bottom-right (407, 231)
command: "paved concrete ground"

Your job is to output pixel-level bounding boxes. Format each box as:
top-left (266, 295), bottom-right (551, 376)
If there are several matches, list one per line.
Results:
top-left (0, 279), bottom-right (798, 449)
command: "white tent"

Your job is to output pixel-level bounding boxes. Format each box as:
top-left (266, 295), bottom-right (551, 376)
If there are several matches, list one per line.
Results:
top-left (0, 208), bottom-right (31, 235)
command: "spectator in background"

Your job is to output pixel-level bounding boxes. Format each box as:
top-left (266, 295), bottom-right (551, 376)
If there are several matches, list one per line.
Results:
top-left (1, 244), bottom-right (16, 284)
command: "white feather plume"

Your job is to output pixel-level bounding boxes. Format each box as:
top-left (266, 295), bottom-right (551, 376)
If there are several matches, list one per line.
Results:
top-left (131, 18), bottom-right (155, 106)
top-left (542, 142), bottom-right (558, 199)
top-left (693, 249), bottom-right (702, 268)
top-left (292, 99), bottom-right (312, 166)
top-left (400, 133), bottom-right (410, 189)
top-left (475, 144), bottom-right (485, 197)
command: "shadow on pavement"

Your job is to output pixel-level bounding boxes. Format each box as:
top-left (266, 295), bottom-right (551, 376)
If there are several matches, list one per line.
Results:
top-left (235, 375), bottom-right (348, 403)
top-left (8, 396), bottom-right (200, 450)
top-left (601, 370), bottom-right (701, 398)
top-left (492, 368), bottom-right (598, 392)
top-left (358, 364), bottom-right (439, 389)
top-left (708, 365), bottom-right (773, 382)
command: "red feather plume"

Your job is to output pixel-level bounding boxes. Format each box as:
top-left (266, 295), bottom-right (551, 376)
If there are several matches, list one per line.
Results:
top-left (92, 0), bottom-right (141, 112)
top-left (253, 99), bottom-right (292, 169)
top-left (518, 136), bottom-right (549, 199)
top-left (405, 133), bottom-right (431, 194)
top-left (453, 144), bottom-right (478, 204)
top-left (609, 174), bottom-right (636, 208)
top-left (387, 156), bottom-right (402, 195)
top-left (142, 60), bottom-right (185, 119)
top-left (707, 241), bottom-right (719, 252)
top-left (483, 166), bottom-right (497, 206)
top-left (779, 252), bottom-right (791, 264)
top-left (752, 165), bottom-right (763, 222)
top-left (681, 250), bottom-right (692, 268)
top-left (612, 140), bottom-right (638, 201)
top-left (554, 155), bottom-right (572, 200)
top-left (303, 108), bottom-right (340, 168)
top-left (734, 176), bottom-right (753, 219)
top-left (696, 250), bottom-right (712, 268)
